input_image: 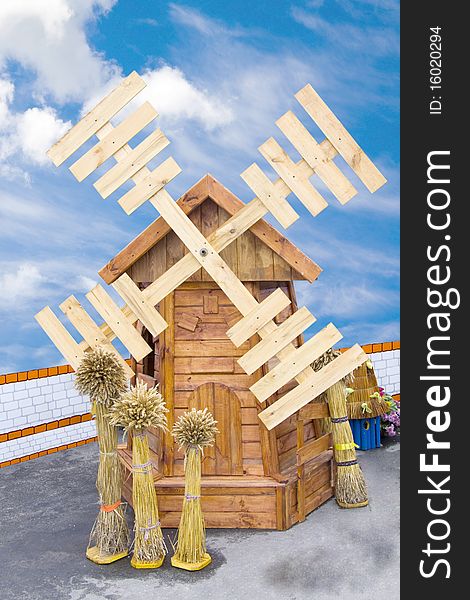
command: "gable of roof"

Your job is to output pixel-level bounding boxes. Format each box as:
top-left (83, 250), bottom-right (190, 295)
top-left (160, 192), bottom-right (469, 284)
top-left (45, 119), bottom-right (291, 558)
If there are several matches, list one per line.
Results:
top-left (99, 174), bottom-right (322, 284)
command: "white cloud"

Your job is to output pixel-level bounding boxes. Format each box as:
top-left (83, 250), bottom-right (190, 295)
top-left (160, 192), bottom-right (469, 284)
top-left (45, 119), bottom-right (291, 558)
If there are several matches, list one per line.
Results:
top-left (0, 0), bottom-right (120, 103)
top-left (0, 263), bottom-right (45, 311)
top-left (141, 66), bottom-right (234, 131)
top-left (16, 106), bottom-right (70, 165)
top-left (0, 77), bottom-right (70, 175)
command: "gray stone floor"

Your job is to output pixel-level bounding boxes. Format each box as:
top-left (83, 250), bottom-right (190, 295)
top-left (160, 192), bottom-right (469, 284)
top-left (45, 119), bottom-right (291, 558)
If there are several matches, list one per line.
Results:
top-left (0, 441), bottom-right (399, 600)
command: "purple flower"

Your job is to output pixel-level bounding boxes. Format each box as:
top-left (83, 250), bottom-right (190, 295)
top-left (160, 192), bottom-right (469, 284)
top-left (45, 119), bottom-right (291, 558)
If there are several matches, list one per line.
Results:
top-left (385, 425), bottom-right (396, 437)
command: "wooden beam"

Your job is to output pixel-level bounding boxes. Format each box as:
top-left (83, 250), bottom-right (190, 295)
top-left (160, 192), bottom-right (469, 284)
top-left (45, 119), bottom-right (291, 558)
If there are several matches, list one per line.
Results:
top-left (86, 284), bottom-right (152, 362)
top-left (276, 111), bottom-right (357, 204)
top-left (259, 137), bottom-right (328, 216)
top-left (238, 306), bottom-right (316, 374)
top-left (47, 71), bottom-right (146, 166)
top-left (59, 295), bottom-right (134, 379)
top-left (226, 288), bottom-right (291, 347)
top-left (250, 323), bottom-right (343, 403)
top-left (240, 163), bottom-right (299, 228)
top-left (69, 102), bottom-right (158, 182)
top-left (298, 402), bottom-right (329, 420)
top-left (112, 272), bottom-right (167, 337)
top-left (35, 307), bottom-right (85, 370)
top-left (94, 128), bottom-right (170, 198)
top-left (99, 172), bottom-right (324, 285)
top-left (296, 433), bottom-right (331, 466)
top-left (295, 84), bottom-right (387, 193)
top-left (258, 344), bottom-right (368, 430)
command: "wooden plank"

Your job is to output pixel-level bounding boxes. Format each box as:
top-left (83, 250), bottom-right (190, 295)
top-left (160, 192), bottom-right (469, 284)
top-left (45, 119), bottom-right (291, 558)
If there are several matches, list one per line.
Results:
top-left (295, 84), bottom-right (387, 193)
top-left (161, 293), bottom-right (175, 476)
top-left (238, 306), bottom-right (316, 374)
top-left (259, 137), bottom-right (328, 216)
top-left (203, 293), bottom-right (219, 314)
top-left (254, 236), bottom-right (274, 280)
top-left (174, 340), bottom-right (248, 357)
top-left (149, 190), bottom-right (260, 317)
top-left (201, 200), bottom-right (219, 281)
top-left (298, 402), bottom-right (330, 420)
top-left (118, 158), bottom-right (182, 214)
top-left (112, 272), bottom-right (167, 337)
top-left (47, 71), bottom-right (146, 166)
top-left (59, 295), bottom-right (134, 379)
top-left (240, 163), bottom-right (299, 228)
top-left (35, 307), bottom-right (85, 370)
top-left (86, 284), bottom-right (152, 362)
top-left (226, 288), bottom-right (291, 347)
top-left (297, 434), bottom-right (331, 466)
top-left (276, 111), bottom-right (357, 204)
top-left (94, 128), bottom-right (169, 198)
top-left (258, 344), bottom-right (368, 430)
top-left (176, 313), bottom-right (199, 332)
top-left (188, 383), bottom-right (243, 475)
top-left (174, 357), bottom-right (234, 374)
top-left (218, 206), bottom-right (239, 278)
top-left (69, 102), bottom-right (158, 181)
top-left (250, 323), bottom-right (343, 403)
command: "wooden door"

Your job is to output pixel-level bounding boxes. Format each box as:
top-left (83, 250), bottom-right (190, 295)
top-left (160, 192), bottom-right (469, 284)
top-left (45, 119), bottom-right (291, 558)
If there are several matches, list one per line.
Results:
top-left (188, 382), bottom-right (243, 476)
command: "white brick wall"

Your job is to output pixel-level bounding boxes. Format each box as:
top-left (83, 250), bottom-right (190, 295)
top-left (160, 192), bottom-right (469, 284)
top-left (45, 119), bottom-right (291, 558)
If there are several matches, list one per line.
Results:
top-left (370, 349), bottom-right (400, 395)
top-left (0, 420), bottom-right (96, 462)
top-left (0, 344), bottom-right (400, 465)
top-left (0, 374), bottom-right (90, 434)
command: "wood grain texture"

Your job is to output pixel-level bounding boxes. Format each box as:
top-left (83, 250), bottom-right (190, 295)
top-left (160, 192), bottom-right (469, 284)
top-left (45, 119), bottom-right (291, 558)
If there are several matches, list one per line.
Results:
top-left (69, 102), bottom-right (158, 182)
top-left (259, 137), bottom-right (328, 216)
top-left (47, 71), bottom-right (146, 166)
top-left (85, 284), bottom-right (151, 362)
top-left (238, 306), bottom-right (316, 374)
top-left (188, 382), bottom-right (243, 476)
top-left (258, 344), bottom-right (368, 430)
top-left (99, 175), bottom-right (321, 284)
top-left (35, 307), bottom-right (85, 370)
top-left (94, 128), bottom-right (169, 198)
top-left (295, 84), bottom-right (387, 193)
top-left (59, 295), bottom-right (134, 378)
top-left (250, 322), bottom-right (343, 403)
top-left (240, 162), bottom-right (299, 228)
top-left (276, 110), bottom-right (357, 204)
top-left (226, 288), bottom-right (291, 347)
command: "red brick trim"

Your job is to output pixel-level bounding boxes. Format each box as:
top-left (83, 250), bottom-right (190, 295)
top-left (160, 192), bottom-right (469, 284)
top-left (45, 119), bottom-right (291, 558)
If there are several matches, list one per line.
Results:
top-left (0, 413), bottom-right (93, 442)
top-left (1, 359), bottom-right (132, 385)
top-left (0, 436), bottom-right (98, 469)
top-left (339, 341), bottom-right (401, 354)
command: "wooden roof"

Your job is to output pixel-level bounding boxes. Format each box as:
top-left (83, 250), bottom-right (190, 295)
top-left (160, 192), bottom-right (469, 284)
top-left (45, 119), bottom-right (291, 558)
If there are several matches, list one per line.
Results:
top-left (99, 174), bottom-right (322, 284)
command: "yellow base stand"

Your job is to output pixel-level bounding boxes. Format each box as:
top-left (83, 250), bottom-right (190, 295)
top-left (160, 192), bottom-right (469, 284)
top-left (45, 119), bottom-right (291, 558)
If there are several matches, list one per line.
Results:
top-left (86, 546), bottom-right (129, 564)
top-left (337, 499), bottom-right (369, 509)
top-left (171, 553), bottom-right (212, 571)
top-left (131, 554), bottom-right (165, 569)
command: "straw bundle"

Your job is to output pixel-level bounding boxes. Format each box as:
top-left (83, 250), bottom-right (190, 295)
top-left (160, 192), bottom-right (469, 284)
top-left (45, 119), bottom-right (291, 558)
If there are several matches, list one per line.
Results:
top-left (312, 349), bottom-right (355, 436)
top-left (109, 380), bottom-right (168, 568)
top-left (75, 347), bottom-right (129, 564)
top-left (171, 408), bottom-right (218, 571)
top-left (328, 381), bottom-right (368, 508)
top-left (312, 350), bottom-right (367, 508)
top-left (347, 359), bottom-right (389, 419)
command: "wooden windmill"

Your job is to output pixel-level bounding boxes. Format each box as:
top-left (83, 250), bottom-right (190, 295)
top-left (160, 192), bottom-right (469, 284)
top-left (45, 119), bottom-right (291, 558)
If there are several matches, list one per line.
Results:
top-left (37, 72), bottom-right (386, 529)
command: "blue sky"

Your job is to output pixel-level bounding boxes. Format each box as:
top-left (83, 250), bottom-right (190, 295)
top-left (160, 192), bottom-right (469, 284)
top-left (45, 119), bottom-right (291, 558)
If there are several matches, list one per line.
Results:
top-left (0, 0), bottom-right (399, 373)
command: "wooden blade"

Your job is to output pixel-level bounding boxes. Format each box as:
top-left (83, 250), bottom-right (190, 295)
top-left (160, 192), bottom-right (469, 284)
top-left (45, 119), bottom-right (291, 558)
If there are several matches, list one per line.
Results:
top-left (69, 102), bottom-right (158, 182)
top-left (276, 110), bottom-right (357, 204)
top-left (259, 137), bottom-right (329, 216)
top-left (59, 295), bottom-right (134, 379)
top-left (47, 71), bottom-right (146, 166)
top-left (250, 322), bottom-right (342, 403)
top-left (258, 344), bottom-right (368, 430)
top-left (35, 307), bottom-right (85, 370)
top-left (295, 84), bottom-right (387, 193)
